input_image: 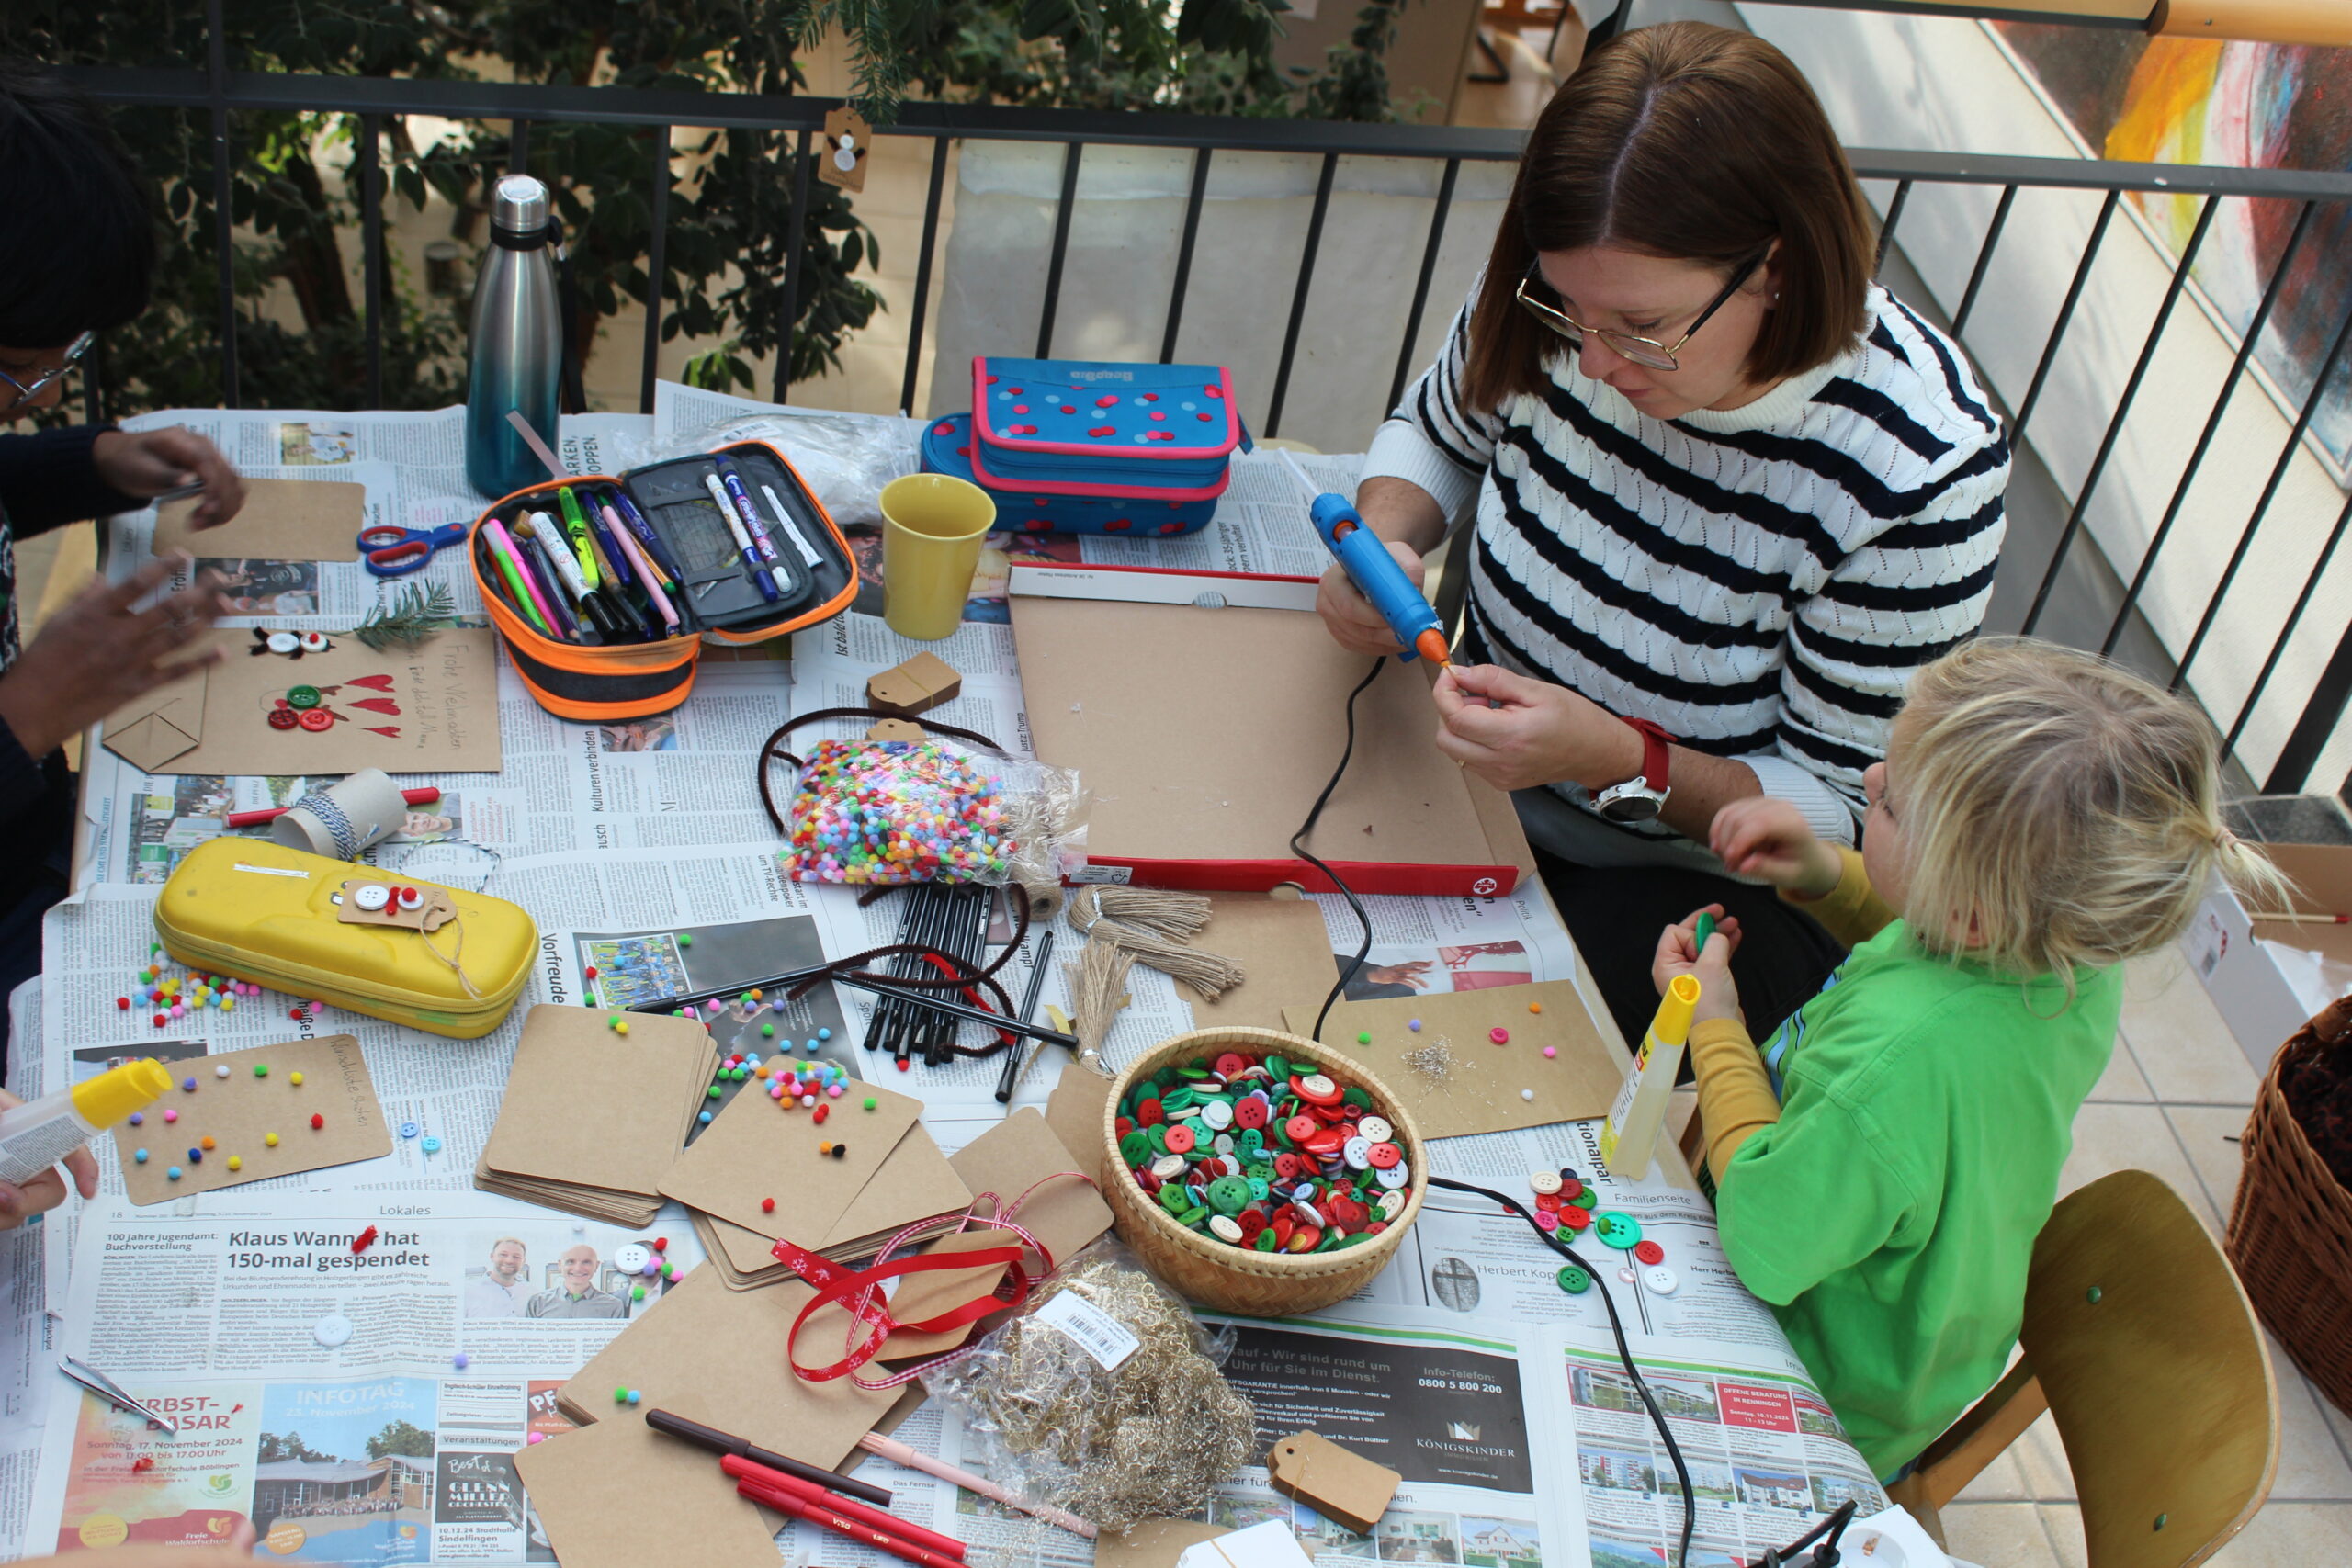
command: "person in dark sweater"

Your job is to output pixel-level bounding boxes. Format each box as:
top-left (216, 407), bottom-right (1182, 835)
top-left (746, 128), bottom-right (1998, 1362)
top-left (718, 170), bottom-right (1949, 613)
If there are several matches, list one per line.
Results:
top-left (0, 63), bottom-right (243, 1078)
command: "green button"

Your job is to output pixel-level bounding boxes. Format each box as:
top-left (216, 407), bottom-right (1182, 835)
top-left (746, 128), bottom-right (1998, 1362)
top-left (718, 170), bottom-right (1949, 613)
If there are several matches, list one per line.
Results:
top-left (1570, 1188), bottom-right (1598, 1211)
top-left (287, 685), bottom-right (322, 709)
top-left (1207, 1177), bottom-right (1253, 1215)
top-left (1159, 1182), bottom-right (1193, 1214)
top-left (1177, 1066), bottom-right (1211, 1080)
top-left (1162, 1087), bottom-right (1198, 1111)
top-left (1247, 1177), bottom-right (1271, 1201)
top-left (1342, 1086), bottom-right (1373, 1109)
top-left (1267, 1056), bottom-right (1289, 1082)
top-left (1252, 1229), bottom-right (1278, 1252)
top-left (1593, 1212), bottom-right (1643, 1249)
top-left (1147, 1125), bottom-right (1169, 1156)
top-left (1556, 1265), bottom-right (1591, 1295)
top-left (1119, 1131), bottom-right (1148, 1167)
top-left (1239, 1129), bottom-right (1265, 1156)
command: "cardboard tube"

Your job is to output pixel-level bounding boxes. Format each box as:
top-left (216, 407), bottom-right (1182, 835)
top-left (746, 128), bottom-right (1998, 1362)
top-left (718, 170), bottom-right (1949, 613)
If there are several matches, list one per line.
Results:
top-left (272, 768), bottom-right (413, 858)
top-left (2155, 0), bottom-right (2352, 44)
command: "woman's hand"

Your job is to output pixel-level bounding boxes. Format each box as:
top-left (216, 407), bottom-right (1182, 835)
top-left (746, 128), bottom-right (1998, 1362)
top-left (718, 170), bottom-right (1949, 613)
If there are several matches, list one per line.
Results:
top-left (1651, 907), bottom-right (1743, 1027)
top-left (0, 1088), bottom-right (100, 1233)
top-left (1709, 796), bottom-right (1844, 899)
top-left (91, 427), bottom-right (246, 529)
top-left (0, 556), bottom-right (229, 758)
top-left (1430, 662), bottom-right (1643, 793)
top-left (1315, 540), bottom-right (1426, 657)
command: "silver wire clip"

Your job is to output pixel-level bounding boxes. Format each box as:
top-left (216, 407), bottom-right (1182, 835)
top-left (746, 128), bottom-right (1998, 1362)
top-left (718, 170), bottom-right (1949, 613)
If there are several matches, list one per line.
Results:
top-left (59, 1357), bottom-right (178, 1435)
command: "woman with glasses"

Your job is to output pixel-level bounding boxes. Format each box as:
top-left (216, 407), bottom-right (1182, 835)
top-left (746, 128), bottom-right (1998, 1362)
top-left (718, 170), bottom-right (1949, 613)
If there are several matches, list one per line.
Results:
top-left (0, 66), bottom-right (245, 1123)
top-left (1318, 22), bottom-right (2008, 1052)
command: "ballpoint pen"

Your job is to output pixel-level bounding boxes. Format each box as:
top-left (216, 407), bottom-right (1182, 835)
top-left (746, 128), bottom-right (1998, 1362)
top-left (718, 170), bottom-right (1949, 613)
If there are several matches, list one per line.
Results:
top-left (704, 471), bottom-right (780, 603)
top-left (608, 520), bottom-right (681, 633)
top-left (606, 485), bottom-right (684, 586)
top-left (715, 454), bottom-right (790, 594)
top-left (761, 480), bottom-right (827, 570)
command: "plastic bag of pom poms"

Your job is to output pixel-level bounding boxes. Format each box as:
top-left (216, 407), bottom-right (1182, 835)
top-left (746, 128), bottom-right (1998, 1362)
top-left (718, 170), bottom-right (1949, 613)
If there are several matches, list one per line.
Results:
top-left (921, 1241), bottom-right (1253, 1536)
top-left (776, 737), bottom-right (1084, 888)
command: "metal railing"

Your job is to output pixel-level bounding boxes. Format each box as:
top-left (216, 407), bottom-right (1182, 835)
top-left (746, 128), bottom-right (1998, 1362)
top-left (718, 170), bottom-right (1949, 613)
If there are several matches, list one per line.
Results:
top-left (47, 34), bottom-right (2352, 799)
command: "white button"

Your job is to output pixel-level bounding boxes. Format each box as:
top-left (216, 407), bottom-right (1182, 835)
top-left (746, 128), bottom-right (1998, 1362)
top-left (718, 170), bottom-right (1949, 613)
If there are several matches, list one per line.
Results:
top-left (266, 632), bottom-right (300, 653)
top-left (1643, 1266), bottom-right (1679, 1296)
top-left (1200, 1100), bottom-right (1233, 1132)
top-left (1299, 1074), bottom-right (1336, 1098)
top-left (1357, 1115), bottom-right (1393, 1143)
top-left (1342, 1137), bottom-right (1373, 1170)
top-left (1375, 1163), bottom-right (1409, 1190)
top-left (614, 1244), bottom-right (651, 1274)
top-left (1375, 1190), bottom-right (1407, 1220)
top-left (1292, 1201), bottom-right (1324, 1227)
top-left (1618, 1268), bottom-right (1638, 1286)
top-left (353, 885), bottom-right (390, 912)
top-left (1529, 1169), bottom-right (1563, 1195)
top-left (1150, 1155), bottom-right (1187, 1182)
top-left (313, 1314), bottom-right (354, 1348)
top-left (1208, 1215), bottom-right (1243, 1244)
top-left (396, 886), bottom-right (424, 910)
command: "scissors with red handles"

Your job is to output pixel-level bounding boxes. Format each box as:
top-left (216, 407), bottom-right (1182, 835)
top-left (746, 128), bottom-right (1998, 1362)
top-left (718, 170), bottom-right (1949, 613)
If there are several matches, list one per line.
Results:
top-left (358, 521), bottom-right (469, 577)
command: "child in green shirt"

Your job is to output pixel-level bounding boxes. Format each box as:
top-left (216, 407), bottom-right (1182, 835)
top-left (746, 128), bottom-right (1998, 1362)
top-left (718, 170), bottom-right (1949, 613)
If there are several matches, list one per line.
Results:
top-left (1649, 637), bottom-right (2279, 1479)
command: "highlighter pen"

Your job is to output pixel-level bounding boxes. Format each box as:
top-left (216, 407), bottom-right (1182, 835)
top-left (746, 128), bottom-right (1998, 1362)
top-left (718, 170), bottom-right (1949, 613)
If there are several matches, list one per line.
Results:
top-left (583, 491), bottom-right (638, 592)
top-left (606, 485), bottom-right (684, 587)
top-left (714, 454), bottom-right (789, 592)
top-left (761, 481), bottom-right (826, 569)
top-left (521, 512), bottom-right (594, 607)
top-left (554, 486), bottom-right (603, 590)
top-left (481, 518), bottom-right (554, 637)
top-left (609, 522), bottom-right (681, 634)
top-left (703, 470), bottom-right (780, 603)
top-left (519, 531), bottom-right (585, 641)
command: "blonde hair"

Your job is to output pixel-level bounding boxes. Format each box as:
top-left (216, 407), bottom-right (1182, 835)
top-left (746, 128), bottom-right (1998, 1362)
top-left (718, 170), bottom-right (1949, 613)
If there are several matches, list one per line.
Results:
top-left (1889, 637), bottom-right (2286, 996)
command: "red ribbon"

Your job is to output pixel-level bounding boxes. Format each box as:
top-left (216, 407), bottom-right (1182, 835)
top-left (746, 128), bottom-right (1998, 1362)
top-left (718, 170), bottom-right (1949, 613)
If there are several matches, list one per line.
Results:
top-left (776, 1172), bottom-right (1092, 1391)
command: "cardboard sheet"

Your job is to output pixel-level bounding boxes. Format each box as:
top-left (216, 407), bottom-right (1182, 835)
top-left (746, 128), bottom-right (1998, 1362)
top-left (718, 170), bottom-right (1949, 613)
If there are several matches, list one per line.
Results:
top-left (99, 627), bottom-right (503, 776)
top-left (947, 1108), bottom-right (1113, 1265)
top-left (1045, 1061), bottom-right (1118, 1189)
top-left (1097, 1519), bottom-right (1233, 1568)
top-left (558, 1269), bottom-right (900, 1463)
top-left (153, 476), bottom-right (364, 561)
top-left (1285, 980), bottom-right (1623, 1139)
top-left (1189, 894), bottom-right (1344, 1031)
top-left (512, 1403), bottom-right (785, 1568)
top-left (112, 1035), bottom-right (390, 1204)
top-left (476, 1005), bottom-right (716, 1223)
top-left (1012, 595), bottom-right (1529, 895)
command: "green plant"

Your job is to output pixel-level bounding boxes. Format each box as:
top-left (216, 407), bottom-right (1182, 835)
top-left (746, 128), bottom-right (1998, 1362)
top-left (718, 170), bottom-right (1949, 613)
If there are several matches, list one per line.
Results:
top-left (2, 1), bottom-right (1412, 417)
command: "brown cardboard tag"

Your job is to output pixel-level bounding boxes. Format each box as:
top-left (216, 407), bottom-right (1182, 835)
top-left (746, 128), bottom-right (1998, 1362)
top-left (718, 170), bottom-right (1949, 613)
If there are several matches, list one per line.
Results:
top-left (818, 106), bottom-right (871, 193)
top-left (153, 476), bottom-right (365, 561)
top-left (334, 878), bottom-right (458, 932)
top-left (1266, 1430), bottom-right (1400, 1535)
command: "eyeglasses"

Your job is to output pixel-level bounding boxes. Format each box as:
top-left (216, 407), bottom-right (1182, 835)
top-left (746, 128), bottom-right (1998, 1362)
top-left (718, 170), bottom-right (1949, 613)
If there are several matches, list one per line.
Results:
top-left (0, 331), bottom-right (94, 413)
top-left (1514, 253), bottom-right (1768, 372)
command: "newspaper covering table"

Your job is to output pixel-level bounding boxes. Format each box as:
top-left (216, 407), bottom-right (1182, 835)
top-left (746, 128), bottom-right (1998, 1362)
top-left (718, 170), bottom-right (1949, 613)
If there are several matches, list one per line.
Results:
top-left (4, 396), bottom-right (1888, 1566)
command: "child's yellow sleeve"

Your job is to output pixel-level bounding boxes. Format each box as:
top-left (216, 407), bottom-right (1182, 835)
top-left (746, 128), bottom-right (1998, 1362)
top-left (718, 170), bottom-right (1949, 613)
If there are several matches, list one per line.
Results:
top-left (1690, 1016), bottom-right (1781, 1186)
top-left (1786, 846), bottom-right (1898, 948)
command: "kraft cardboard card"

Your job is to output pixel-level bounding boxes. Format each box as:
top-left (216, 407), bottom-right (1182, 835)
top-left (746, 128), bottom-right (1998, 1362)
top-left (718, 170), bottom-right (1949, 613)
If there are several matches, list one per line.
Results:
top-left (558, 1269), bottom-right (899, 1465)
top-left (660, 1079), bottom-right (956, 1247)
top-left (947, 1108), bottom-right (1112, 1267)
top-left (153, 476), bottom-right (364, 561)
top-left (112, 1035), bottom-right (390, 1204)
top-left (478, 1005), bottom-right (715, 1219)
top-left (1286, 980), bottom-right (1622, 1139)
top-left (100, 627), bottom-right (502, 776)
top-left (1045, 1061), bottom-right (1117, 1189)
top-left (1098, 1520), bottom-right (1233, 1568)
top-left (513, 1403), bottom-right (784, 1568)
top-left (1190, 895), bottom-right (1341, 1030)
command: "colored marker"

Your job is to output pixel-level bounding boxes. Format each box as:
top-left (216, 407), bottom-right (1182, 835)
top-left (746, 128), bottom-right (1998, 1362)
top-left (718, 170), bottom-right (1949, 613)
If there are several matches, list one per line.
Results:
top-left (760, 481), bottom-right (826, 570)
top-left (555, 487), bottom-right (602, 589)
top-left (610, 520), bottom-right (681, 633)
top-left (482, 518), bottom-right (553, 636)
top-left (704, 471), bottom-right (780, 603)
top-left (606, 485), bottom-right (684, 586)
top-left (584, 491), bottom-right (638, 592)
top-left (715, 455), bottom-right (790, 594)
top-left (519, 531), bottom-right (584, 641)
top-left (522, 511), bottom-right (595, 606)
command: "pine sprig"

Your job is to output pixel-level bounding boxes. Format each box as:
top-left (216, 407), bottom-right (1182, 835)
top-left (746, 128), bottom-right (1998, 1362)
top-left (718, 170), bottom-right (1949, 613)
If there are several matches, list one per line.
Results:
top-left (350, 581), bottom-right (458, 652)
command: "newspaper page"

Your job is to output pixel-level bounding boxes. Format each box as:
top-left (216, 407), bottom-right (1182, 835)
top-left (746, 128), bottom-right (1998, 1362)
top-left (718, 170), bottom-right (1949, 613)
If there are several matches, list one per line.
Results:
top-left (24, 1194), bottom-right (704, 1563)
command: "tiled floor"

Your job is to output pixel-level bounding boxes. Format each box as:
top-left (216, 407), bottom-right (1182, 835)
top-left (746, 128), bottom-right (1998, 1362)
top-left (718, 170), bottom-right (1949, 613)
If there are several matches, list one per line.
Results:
top-left (1937, 942), bottom-right (2352, 1566)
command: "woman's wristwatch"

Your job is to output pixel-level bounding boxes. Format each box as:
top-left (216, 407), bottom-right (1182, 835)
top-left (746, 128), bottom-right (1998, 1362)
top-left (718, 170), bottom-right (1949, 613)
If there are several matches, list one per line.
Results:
top-left (1594, 717), bottom-right (1673, 823)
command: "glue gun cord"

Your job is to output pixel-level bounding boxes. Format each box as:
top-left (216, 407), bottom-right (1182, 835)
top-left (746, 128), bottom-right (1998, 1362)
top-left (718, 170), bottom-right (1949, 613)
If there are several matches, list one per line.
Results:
top-left (1295, 658), bottom-right (1386, 1042)
top-left (1427, 1176), bottom-right (1695, 1568)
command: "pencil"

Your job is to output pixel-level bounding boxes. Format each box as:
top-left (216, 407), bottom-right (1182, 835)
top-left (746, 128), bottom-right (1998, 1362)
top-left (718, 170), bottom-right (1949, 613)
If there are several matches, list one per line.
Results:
top-left (2249, 910), bottom-right (2350, 925)
top-left (854, 1432), bottom-right (1095, 1540)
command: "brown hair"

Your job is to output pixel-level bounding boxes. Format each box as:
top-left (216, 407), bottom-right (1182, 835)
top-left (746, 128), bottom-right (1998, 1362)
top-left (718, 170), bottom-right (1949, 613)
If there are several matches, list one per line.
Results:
top-left (1461, 22), bottom-right (1876, 413)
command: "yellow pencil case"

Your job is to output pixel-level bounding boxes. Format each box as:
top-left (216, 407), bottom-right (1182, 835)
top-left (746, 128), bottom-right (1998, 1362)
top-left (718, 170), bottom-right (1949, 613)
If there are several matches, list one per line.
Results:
top-left (155, 838), bottom-right (537, 1039)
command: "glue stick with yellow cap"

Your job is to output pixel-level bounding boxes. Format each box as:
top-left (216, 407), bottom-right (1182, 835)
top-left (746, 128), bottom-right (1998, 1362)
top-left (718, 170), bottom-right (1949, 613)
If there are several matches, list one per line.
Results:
top-left (1600, 974), bottom-right (1701, 1182)
top-left (0, 1058), bottom-right (172, 1186)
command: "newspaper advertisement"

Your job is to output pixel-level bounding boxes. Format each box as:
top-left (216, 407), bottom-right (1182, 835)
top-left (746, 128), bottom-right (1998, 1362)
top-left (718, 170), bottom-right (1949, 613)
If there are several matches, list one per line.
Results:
top-left (23, 1194), bottom-right (704, 1562)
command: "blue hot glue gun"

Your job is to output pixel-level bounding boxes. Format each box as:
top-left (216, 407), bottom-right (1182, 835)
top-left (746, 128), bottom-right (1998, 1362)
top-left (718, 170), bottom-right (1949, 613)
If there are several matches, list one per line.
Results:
top-left (1278, 450), bottom-right (1451, 665)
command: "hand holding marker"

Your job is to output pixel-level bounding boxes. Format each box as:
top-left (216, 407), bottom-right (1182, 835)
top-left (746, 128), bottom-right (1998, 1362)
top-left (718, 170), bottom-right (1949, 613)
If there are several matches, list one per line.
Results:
top-left (1276, 450), bottom-right (1450, 665)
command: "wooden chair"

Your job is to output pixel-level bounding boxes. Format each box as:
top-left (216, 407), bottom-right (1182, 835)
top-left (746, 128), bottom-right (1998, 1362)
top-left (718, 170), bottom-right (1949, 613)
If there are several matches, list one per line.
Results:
top-left (1886, 1170), bottom-right (2278, 1566)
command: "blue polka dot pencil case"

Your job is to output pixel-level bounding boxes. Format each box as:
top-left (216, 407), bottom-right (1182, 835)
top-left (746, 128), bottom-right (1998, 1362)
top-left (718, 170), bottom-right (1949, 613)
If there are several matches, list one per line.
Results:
top-left (966, 356), bottom-right (1250, 499)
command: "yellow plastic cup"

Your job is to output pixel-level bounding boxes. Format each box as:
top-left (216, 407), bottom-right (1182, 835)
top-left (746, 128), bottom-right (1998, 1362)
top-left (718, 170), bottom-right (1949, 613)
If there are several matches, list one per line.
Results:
top-left (879, 474), bottom-right (997, 641)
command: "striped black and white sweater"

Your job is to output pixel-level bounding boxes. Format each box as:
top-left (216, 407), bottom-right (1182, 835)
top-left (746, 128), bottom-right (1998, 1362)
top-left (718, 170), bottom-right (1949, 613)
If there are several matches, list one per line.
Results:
top-left (1366, 283), bottom-right (2009, 869)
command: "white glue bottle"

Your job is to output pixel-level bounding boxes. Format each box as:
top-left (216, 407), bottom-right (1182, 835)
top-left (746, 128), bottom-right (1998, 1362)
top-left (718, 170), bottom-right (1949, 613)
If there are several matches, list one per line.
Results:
top-left (1599, 974), bottom-right (1701, 1182)
top-left (0, 1058), bottom-right (172, 1187)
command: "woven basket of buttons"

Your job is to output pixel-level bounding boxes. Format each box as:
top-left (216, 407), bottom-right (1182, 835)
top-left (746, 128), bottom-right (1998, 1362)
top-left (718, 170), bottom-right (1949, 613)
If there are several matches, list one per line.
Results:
top-left (1101, 1026), bottom-right (1426, 1316)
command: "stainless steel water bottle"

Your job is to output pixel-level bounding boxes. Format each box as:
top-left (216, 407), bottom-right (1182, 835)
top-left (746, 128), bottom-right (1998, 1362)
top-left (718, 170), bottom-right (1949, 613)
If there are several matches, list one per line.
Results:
top-left (465, 175), bottom-right (561, 499)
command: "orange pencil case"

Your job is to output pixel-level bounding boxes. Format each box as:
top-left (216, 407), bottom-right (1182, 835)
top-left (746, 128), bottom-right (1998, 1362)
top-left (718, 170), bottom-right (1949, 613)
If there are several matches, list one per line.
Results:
top-left (469, 440), bottom-right (856, 720)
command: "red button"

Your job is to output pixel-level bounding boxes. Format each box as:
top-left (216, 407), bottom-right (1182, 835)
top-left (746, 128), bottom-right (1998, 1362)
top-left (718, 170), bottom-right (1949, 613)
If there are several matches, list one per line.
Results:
top-left (1163, 1124), bottom-right (1196, 1156)
top-left (1137, 1098), bottom-right (1164, 1126)
top-left (298, 708), bottom-right (334, 731)
top-left (1215, 1053), bottom-right (1247, 1078)
top-left (1634, 1240), bottom-right (1665, 1266)
top-left (1274, 1153), bottom-right (1301, 1180)
top-left (1283, 1115), bottom-right (1318, 1144)
top-left (1234, 1098), bottom-right (1269, 1131)
top-left (1304, 1129), bottom-right (1346, 1156)
top-left (1290, 1074), bottom-right (1344, 1107)
top-left (1559, 1205), bottom-right (1591, 1231)
top-left (1560, 1178), bottom-right (1584, 1201)
top-left (1367, 1142), bottom-right (1402, 1169)
top-left (1535, 1193), bottom-right (1562, 1213)
top-left (268, 708), bottom-right (300, 729)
